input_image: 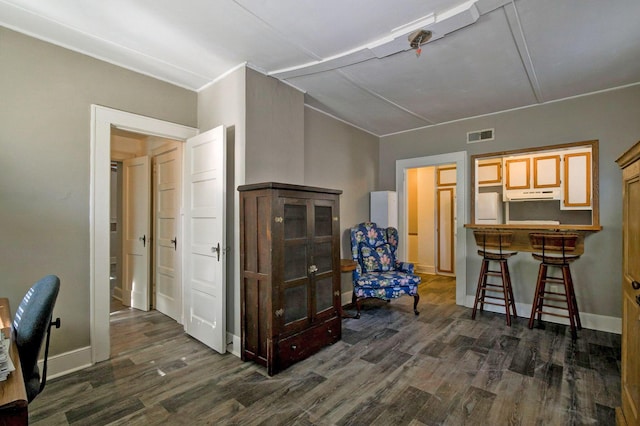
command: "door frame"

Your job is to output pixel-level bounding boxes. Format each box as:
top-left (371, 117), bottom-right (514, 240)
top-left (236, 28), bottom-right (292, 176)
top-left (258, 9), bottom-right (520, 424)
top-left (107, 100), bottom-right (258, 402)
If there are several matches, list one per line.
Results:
top-left (90, 105), bottom-right (198, 363)
top-left (396, 151), bottom-right (467, 306)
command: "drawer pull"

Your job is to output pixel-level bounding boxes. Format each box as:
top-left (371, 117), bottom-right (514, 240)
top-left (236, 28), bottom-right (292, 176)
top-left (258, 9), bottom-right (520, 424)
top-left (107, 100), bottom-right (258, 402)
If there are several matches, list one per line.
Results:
top-left (632, 280), bottom-right (640, 290)
top-left (291, 344), bottom-right (297, 350)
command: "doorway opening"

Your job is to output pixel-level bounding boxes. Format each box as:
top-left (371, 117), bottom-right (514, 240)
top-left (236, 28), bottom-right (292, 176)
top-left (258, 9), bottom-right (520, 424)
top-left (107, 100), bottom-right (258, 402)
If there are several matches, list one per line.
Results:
top-left (405, 164), bottom-right (456, 277)
top-left (90, 105), bottom-right (199, 363)
top-left (396, 151), bottom-right (467, 306)
top-left (108, 129), bottom-right (183, 324)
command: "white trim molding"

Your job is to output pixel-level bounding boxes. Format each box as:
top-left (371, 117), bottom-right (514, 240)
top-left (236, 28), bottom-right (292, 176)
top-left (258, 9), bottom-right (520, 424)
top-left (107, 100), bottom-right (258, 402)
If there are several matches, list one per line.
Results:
top-left (396, 151), bottom-right (468, 306)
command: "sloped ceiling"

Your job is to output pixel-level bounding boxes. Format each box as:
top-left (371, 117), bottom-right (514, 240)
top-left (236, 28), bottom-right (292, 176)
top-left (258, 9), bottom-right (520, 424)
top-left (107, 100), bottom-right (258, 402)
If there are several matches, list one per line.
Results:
top-left (1, 0), bottom-right (639, 136)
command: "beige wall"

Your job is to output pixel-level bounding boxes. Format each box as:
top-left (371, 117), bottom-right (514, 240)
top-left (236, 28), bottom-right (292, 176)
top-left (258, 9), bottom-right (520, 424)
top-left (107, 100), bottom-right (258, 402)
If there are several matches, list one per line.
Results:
top-left (0, 27), bottom-right (197, 355)
top-left (380, 85), bottom-right (640, 319)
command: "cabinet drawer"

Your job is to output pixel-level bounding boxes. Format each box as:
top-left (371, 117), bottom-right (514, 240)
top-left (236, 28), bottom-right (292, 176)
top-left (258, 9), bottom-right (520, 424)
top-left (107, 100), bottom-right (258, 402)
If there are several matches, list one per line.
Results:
top-left (276, 316), bottom-right (341, 371)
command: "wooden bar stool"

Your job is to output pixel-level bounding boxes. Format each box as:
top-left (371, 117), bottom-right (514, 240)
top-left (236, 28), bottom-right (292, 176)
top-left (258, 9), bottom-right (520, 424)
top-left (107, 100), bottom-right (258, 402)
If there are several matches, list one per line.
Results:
top-left (472, 231), bottom-right (518, 325)
top-left (528, 233), bottom-right (582, 339)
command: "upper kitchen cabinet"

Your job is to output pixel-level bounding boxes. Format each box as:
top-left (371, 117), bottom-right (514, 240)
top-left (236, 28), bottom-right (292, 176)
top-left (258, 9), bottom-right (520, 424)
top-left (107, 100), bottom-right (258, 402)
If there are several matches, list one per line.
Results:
top-left (471, 140), bottom-right (599, 229)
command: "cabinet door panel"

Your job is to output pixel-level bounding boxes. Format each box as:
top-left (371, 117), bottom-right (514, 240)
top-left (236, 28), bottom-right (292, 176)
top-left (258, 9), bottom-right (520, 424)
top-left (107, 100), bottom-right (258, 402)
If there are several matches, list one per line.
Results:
top-left (505, 158), bottom-right (530, 189)
top-left (284, 243), bottom-right (308, 281)
top-left (314, 205), bottom-right (333, 236)
top-left (314, 241), bottom-right (333, 273)
top-left (284, 284), bottom-right (308, 324)
top-left (621, 160), bottom-right (640, 425)
top-left (284, 204), bottom-right (307, 239)
top-left (315, 276), bottom-right (334, 313)
top-left (533, 155), bottom-right (560, 188)
top-left (564, 152), bottom-right (591, 207)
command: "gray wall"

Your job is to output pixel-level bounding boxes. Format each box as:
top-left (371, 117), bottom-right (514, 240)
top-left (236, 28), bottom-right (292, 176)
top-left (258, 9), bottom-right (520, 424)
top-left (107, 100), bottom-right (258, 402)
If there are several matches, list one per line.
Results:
top-left (304, 107), bottom-right (379, 296)
top-left (380, 85), bottom-right (640, 319)
top-left (0, 28), bottom-right (197, 354)
top-left (304, 107), bottom-right (379, 256)
top-left (245, 68), bottom-right (305, 184)
top-left (198, 66), bottom-right (246, 339)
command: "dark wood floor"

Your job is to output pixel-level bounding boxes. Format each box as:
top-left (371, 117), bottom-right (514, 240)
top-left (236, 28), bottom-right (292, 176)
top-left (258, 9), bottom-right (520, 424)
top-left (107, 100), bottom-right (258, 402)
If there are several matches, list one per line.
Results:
top-left (29, 275), bottom-right (620, 425)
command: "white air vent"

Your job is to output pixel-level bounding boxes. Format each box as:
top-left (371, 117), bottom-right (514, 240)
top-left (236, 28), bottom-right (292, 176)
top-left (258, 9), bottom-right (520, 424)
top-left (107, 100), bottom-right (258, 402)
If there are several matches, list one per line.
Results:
top-left (467, 128), bottom-right (494, 143)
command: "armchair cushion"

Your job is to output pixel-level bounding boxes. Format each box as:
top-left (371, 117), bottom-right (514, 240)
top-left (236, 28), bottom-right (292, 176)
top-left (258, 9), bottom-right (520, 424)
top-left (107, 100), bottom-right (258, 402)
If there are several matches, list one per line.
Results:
top-left (361, 243), bottom-right (396, 273)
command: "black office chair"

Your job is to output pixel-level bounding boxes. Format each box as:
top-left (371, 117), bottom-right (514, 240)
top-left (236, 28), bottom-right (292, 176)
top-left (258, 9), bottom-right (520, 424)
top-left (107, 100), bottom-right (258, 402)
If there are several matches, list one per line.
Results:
top-left (12, 275), bottom-right (61, 402)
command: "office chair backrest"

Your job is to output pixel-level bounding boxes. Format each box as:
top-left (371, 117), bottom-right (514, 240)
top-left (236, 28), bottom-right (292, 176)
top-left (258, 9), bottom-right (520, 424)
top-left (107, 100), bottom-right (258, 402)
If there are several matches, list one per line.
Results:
top-left (12, 275), bottom-right (60, 402)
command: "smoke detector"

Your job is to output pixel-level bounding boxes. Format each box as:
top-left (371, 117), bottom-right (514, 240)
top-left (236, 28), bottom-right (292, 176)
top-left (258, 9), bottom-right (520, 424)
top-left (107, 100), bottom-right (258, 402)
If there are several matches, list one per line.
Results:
top-left (408, 29), bottom-right (433, 49)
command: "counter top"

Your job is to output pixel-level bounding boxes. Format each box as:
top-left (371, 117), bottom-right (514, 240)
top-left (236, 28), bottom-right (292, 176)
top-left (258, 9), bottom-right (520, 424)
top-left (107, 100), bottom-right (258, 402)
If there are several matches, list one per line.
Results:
top-left (464, 224), bottom-right (601, 254)
top-left (464, 223), bottom-right (602, 231)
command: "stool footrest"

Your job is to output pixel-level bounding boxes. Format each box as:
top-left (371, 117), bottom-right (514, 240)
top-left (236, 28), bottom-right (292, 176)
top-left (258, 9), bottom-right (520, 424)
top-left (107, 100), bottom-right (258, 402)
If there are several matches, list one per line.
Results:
top-left (532, 310), bottom-right (571, 319)
top-left (540, 277), bottom-right (564, 284)
top-left (478, 300), bottom-right (510, 307)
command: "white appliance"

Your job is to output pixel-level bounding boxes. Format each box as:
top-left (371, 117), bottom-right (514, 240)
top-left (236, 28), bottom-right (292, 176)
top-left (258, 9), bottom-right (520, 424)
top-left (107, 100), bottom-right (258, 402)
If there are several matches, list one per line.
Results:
top-left (476, 192), bottom-right (502, 224)
top-left (370, 191), bottom-right (397, 228)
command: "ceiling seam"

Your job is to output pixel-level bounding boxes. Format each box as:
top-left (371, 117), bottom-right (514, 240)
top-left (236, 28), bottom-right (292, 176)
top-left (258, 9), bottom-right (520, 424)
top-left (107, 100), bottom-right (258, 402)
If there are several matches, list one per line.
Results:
top-left (230, 0), bottom-right (322, 63)
top-left (380, 81), bottom-right (640, 138)
top-left (335, 69), bottom-right (436, 125)
top-left (502, 1), bottom-right (544, 103)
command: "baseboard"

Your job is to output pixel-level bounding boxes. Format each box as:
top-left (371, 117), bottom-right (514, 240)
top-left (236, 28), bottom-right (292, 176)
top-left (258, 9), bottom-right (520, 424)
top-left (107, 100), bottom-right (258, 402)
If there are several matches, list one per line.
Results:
top-left (341, 291), bottom-right (352, 306)
top-left (37, 346), bottom-right (92, 380)
top-left (415, 264), bottom-right (435, 274)
top-left (226, 332), bottom-right (241, 358)
top-left (464, 296), bottom-right (621, 334)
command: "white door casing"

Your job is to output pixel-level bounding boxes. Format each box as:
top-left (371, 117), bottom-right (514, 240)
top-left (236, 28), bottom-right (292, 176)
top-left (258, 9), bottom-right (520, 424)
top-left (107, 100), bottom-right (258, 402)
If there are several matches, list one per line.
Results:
top-left (396, 152), bottom-right (467, 306)
top-left (154, 147), bottom-right (182, 321)
top-left (122, 156), bottom-right (150, 311)
top-left (183, 125), bottom-right (227, 353)
top-left (90, 105), bottom-right (198, 363)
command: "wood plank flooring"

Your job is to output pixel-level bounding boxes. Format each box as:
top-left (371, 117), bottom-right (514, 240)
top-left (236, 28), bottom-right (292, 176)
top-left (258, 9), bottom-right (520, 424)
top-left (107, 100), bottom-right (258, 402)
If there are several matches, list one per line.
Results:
top-left (29, 275), bottom-right (621, 425)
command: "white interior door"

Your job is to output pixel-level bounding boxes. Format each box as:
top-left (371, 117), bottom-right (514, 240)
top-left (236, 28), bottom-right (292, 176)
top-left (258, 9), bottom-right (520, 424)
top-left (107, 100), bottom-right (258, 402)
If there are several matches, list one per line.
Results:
top-left (437, 187), bottom-right (455, 275)
top-left (155, 148), bottom-right (182, 322)
top-left (183, 125), bottom-right (226, 353)
top-left (122, 156), bottom-right (150, 310)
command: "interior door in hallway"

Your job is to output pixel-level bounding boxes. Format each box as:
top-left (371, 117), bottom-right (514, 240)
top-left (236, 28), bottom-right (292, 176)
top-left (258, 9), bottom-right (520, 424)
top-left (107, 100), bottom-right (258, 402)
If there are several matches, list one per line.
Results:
top-left (437, 166), bottom-right (456, 275)
top-left (122, 155), bottom-right (150, 311)
top-left (154, 147), bottom-right (182, 322)
top-left (183, 125), bottom-right (226, 353)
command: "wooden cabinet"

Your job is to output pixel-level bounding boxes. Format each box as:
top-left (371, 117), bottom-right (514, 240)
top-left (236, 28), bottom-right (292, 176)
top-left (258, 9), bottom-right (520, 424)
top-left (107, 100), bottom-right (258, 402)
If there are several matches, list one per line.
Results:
top-left (238, 182), bottom-right (342, 375)
top-left (616, 142), bottom-right (640, 426)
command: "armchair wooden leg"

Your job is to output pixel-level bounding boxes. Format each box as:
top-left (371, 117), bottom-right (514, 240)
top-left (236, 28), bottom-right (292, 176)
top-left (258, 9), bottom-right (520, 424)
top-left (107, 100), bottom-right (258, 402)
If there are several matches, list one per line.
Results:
top-left (413, 294), bottom-right (420, 315)
top-left (352, 291), bottom-right (361, 319)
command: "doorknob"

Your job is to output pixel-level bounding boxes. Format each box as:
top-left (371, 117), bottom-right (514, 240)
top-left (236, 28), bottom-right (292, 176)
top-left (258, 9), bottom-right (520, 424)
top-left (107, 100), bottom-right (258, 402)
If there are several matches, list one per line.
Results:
top-left (212, 243), bottom-right (220, 261)
top-left (139, 235), bottom-right (146, 247)
top-left (171, 237), bottom-right (177, 251)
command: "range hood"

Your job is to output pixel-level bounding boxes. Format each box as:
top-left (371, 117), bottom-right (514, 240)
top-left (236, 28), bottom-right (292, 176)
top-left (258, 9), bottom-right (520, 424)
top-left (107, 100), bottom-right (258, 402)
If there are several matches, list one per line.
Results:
top-left (504, 189), bottom-right (561, 201)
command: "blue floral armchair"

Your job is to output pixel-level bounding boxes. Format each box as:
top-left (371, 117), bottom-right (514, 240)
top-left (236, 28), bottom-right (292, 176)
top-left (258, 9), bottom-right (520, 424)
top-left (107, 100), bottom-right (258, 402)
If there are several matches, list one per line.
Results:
top-left (350, 222), bottom-right (421, 318)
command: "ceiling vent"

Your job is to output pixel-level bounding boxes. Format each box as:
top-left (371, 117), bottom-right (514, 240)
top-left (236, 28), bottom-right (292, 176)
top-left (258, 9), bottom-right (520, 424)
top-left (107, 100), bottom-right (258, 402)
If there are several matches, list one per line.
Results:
top-left (467, 128), bottom-right (494, 143)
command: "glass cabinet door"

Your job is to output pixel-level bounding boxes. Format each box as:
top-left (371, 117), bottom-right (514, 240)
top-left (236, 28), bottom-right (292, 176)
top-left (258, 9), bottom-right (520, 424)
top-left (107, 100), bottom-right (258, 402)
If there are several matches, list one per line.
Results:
top-left (313, 202), bottom-right (335, 314)
top-left (283, 201), bottom-right (309, 325)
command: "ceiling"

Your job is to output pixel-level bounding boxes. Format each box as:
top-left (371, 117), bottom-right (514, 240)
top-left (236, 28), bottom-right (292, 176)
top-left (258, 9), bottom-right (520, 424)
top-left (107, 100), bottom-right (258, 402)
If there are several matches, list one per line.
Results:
top-left (2, 0), bottom-right (639, 137)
